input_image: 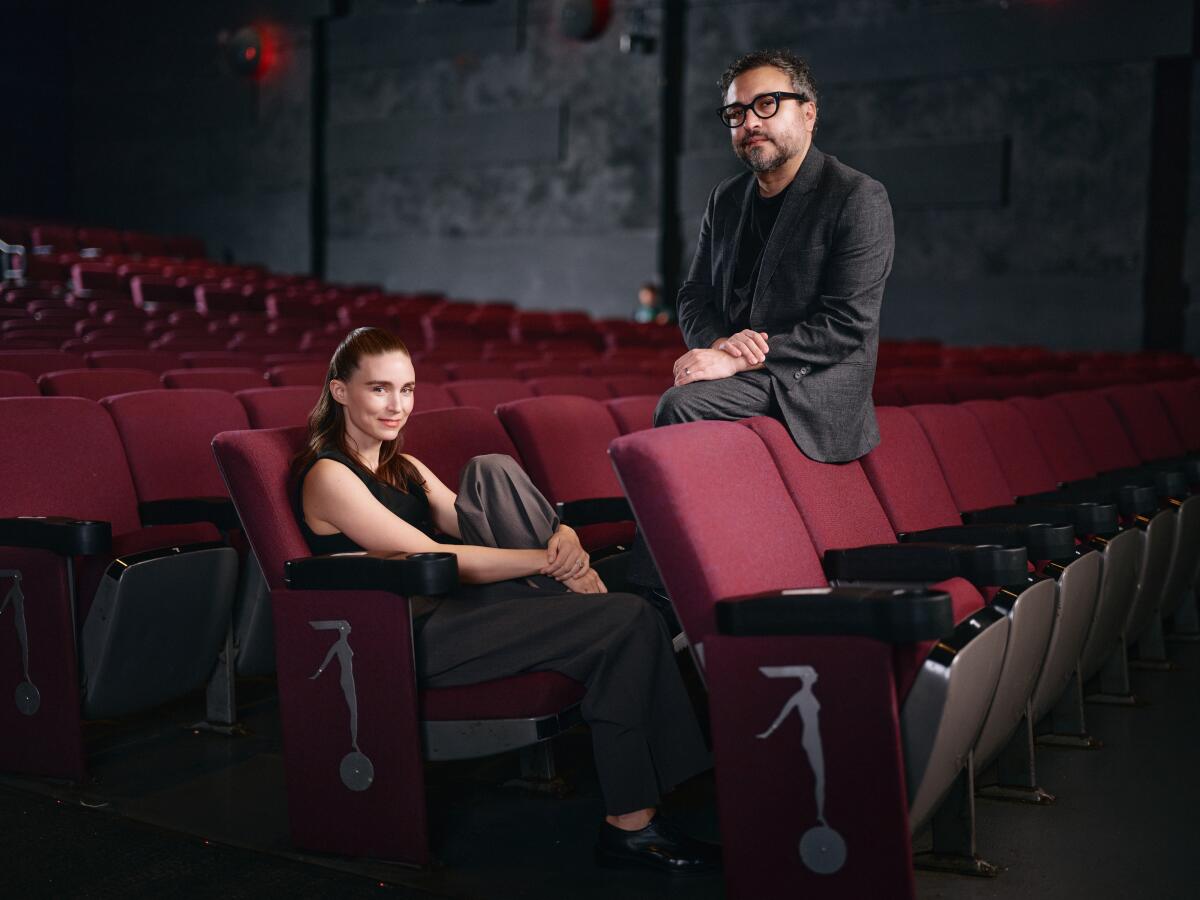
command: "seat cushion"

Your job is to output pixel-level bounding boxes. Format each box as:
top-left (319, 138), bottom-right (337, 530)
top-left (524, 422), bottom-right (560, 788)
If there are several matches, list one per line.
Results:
top-left (420, 670), bottom-right (585, 720)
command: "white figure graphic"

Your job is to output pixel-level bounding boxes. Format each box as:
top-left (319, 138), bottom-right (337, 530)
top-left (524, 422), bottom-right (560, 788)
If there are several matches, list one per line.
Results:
top-left (1, 571), bottom-right (40, 716)
top-left (310, 619), bottom-right (375, 791)
top-left (757, 665), bottom-right (846, 874)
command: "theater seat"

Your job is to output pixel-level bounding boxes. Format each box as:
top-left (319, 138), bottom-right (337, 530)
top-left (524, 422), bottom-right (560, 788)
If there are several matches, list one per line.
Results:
top-left (39, 368), bottom-right (162, 401)
top-left (267, 363), bottom-right (326, 386)
top-left (496, 396), bottom-right (633, 553)
top-left (610, 420), bottom-right (1007, 895)
top-left (401, 406), bottom-right (524, 489)
top-left (604, 396), bottom-right (657, 434)
top-left (442, 378), bottom-right (534, 412)
top-left (526, 375), bottom-right (610, 400)
top-left (162, 367), bottom-right (266, 392)
top-left (236, 386), bottom-right (320, 429)
top-left (0, 398), bottom-right (236, 782)
top-left (212, 426), bottom-right (586, 865)
top-left (0, 370), bottom-right (39, 397)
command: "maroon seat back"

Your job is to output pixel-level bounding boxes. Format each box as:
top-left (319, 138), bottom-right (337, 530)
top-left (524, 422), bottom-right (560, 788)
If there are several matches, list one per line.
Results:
top-left (1103, 384), bottom-right (1186, 463)
top-left (212, 426), bottom-right (310, 590)
top-left (443, 378), bottom-right (534, 411)
top-left (443, 361), bottom-right (513, 381)
top-left (0, 397), bottom-right (141, 534)
top-left (1150, 378), bottom-right (1200, 453)
top-left (961, 399), bottom-right (1060, 497)
top-left (603, 374), bottom-right (670, 398)
top-left (894, 379), bottom-right (953, 405)
top-left (0, 370), bottom-right (39, 397)
top-left (872, 381), bottom-right (905, 406)
top-left (525, 375), bottom-right (610, 400)
top-left (104, 390), bottom-right (249, 502)
top-left (1047, 389), bottom-right (1142, 474)
top-left (401, 407), bottom-right (523, 489)
top-left (86, 350), bottom-right (180, 373)
top-left (413, 381), bottom-right (456, 411)
top-left (236, 386), bottom-right (320, 428)
top-left (0, 350), bottom-right (86, 378)
top-left (268, 362), bottom-right (327, 386)
top-left (905, 403), bottom-right (1015, 512)
top-left (162, 367), bottom-right (266, 392)
top-left (604, 396), bottom-right (657, 434)
top-left (39, 368), bottom-right (161, 401)
top-left (1007, 395), bottom-right (1098, 484)
top-left (496, 395), bottom-right (629, 550)
top-left (860, 407), bottom-right (962, 533)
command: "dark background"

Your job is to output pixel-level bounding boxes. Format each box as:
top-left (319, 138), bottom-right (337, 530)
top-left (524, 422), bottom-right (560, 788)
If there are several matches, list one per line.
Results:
top-left (4, 0), bottom-right (1197, 351)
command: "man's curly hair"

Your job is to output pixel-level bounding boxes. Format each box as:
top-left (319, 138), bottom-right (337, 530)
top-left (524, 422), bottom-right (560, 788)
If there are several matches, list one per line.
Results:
top-left (719, 49), bottom-right (818, 109)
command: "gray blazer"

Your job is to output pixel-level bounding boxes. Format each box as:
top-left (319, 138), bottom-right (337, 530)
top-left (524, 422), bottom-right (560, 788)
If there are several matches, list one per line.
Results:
top-left (676, 146), bottom-right (894, 463)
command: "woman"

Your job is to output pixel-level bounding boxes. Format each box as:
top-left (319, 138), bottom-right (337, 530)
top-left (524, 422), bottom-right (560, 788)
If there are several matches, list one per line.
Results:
top-left (292, 327), bottom-right (718, 874)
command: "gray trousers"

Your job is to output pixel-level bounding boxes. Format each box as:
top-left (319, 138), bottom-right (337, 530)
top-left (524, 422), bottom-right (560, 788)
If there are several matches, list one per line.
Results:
top-left (413, 454), bottom-right (711, 815)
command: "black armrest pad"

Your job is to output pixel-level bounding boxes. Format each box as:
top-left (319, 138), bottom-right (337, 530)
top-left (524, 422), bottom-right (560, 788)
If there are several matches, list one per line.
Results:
top-left (0, 516), bottom-right (112, 556)
top-left (902, 522), bottom-right (1075, 561)
top-left (555, 497), bottom-right (633, 528)
top-left (1031, 481), bottom-right (1158, 518)
top-left (284, 551), bottom-right (459, 596)
top-left (824, 543), bottom-right (960, 583)
top-left (139, 498), bottom-right (240, 531)
top-left (716, 586), bottom-right (954, 643)
top-left (964, 501), bottom-right (1119, 537)
top-left (824, 541), bottom-right (1028, 588)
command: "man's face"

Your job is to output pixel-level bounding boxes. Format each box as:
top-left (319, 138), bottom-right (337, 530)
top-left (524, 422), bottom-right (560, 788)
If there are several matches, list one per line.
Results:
top-left (726, 66), bottom-right (816, 174)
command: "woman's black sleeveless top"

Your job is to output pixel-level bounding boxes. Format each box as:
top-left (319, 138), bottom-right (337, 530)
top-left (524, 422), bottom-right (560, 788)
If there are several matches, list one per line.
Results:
top-left (295, 448), bottom-right (435, 554)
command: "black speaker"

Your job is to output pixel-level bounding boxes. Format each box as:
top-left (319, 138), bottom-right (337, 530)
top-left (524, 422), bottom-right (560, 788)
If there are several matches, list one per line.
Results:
top-left (560, 0), bottom-right (611, 41)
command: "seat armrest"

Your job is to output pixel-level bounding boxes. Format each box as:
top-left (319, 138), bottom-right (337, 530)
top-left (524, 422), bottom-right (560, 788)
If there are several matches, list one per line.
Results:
top-left (902, 522), bottom-right (1075, 561)
top-left (284, 551), bottom-right (459, 596)
top-left (823, 541), bottom-right (1028, 588)
top-left (963, 501), bottom-right (1119, 538)
top-left (139, 497), bottom-right (240, 531)
top-left (554, 497), bottom-right (633, 528)
top-left (0, 516), bottom-right (112, 556)
top-left (715, 586), bottom-right (954, 643)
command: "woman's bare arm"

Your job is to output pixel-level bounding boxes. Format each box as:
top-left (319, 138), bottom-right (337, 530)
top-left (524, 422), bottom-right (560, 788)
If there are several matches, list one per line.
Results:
top-left (401, 454), bottom-right (461, 539)
top-left (301, 459), bottom-right (545, 584)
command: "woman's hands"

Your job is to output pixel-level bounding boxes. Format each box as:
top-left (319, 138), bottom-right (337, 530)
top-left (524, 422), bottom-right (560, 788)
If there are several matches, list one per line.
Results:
top-left (563, 568), bottom-right (607, 594)
top-left (543, 524), bottom-right (590, 581)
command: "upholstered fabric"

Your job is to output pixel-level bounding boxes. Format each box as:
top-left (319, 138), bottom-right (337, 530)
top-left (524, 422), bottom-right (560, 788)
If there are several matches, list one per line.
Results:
top-left (1007, 395), bottom-right (1097, 483)
top-left (860, 407), bottom-right (961, 533)
top-left (39, 368), bottom-right (161, 401)
top-left (496, 395), bottom-right (630, 551)
top-left (104, 389), bottom-right (249, 501)
top-left (603, 374), bottom-right (670, 398)
top-left (402, 406), bottom-right (523, 490)
top-left (961, 400), bottom-right (1060, 497)
top-left (1104, 384), bottom-right (1186, 463)
top-left (443, 361), bottom-right (514, 381)
top-left (604, 395), bottom-right (657, 435)
top-left (906, 404), bottom-right (1014, 511)
top-left (0, 397), bottom-right (142, 534)
top-left (0, 350), bottom-right (86, 378)
top-left (267, 363), bottom-right (326, 387)
top-left (236, 386), bottom-right (321, 429)
top-left (1151, 378), bottom-right (1200, 452)
top-left (85, 350), bottom-right (180, 373)
top-left (1048, 389), bottom-right (1142, 473)
top-left (525, 376), bottom-right (611, 401)
top-left (162, 367), bottom-right (266, 392)
top-left (443, 378), bottom-right (534, 411)
top-left (0, 369), bottom-right (39, 397)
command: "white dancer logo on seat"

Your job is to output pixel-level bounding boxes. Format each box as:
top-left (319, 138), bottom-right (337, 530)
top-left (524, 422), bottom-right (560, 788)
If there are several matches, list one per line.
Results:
top-left (757, 665), bottom-right (846, 874)
top-left (310, 620), bottom-right (375, 791)
top-left (1, 571), bottom-right (40, 716)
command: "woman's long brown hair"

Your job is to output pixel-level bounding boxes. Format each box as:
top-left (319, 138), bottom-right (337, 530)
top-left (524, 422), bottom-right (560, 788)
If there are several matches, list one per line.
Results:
top-left (291, 327), bottom-right (427, 493)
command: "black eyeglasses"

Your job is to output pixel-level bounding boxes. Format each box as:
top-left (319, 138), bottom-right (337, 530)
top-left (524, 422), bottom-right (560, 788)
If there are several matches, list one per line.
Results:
top-left (717, 91), bottom-right (809, 128)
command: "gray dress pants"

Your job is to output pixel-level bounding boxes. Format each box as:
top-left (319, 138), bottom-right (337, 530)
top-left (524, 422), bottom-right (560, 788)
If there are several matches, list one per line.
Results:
top-left (413, 454), bottom-right (711, 815)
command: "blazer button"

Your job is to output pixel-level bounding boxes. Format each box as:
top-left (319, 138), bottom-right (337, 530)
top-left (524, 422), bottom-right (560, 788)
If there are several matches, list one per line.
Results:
top-left (799, 366), bottom-right (811, 376)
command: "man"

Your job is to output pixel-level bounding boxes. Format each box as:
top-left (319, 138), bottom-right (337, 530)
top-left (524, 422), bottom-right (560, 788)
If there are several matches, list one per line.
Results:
top-left (659, 48), bottom-right (893, 463)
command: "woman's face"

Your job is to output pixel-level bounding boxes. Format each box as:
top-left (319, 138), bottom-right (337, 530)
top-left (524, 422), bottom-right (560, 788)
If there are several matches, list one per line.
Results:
top-left (330, 350), bottom-right (417, 446)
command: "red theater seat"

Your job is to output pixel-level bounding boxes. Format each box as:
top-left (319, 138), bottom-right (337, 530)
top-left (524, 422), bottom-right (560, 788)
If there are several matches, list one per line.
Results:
top-left (525, 376), bottom-right (610, 401)
top-left (442, 378), bottom-right (534, 411)
top-left (0, 370), bottom-right (39, 397)
top-left (38, 368), bottom-right (161, 401)
top-left (268, 363), bottom-right (327, 386)
top-left (162, 367), bottom-right (266, 392)
top-left (236, 386), bottom-right (320, 429)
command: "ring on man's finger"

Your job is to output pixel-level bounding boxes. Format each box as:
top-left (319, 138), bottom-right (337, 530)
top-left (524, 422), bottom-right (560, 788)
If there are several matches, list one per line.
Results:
top-left (684, 367), bottom-right (690, 375)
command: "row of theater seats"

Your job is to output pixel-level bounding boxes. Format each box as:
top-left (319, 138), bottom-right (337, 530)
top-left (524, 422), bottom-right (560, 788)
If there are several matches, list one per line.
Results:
top-left (0, 217), bottom-right (206, 259)
top-left (4, 371), bottom-right (1198, 896)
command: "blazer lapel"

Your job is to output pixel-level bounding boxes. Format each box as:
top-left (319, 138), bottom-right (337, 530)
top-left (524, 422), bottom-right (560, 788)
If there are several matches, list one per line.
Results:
top-left (752, 146), bottom-right (826, 313)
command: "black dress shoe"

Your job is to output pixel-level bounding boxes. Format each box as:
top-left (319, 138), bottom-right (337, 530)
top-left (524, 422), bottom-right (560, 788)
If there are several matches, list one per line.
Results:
top-left (595, 815), bottom-right (721, 875)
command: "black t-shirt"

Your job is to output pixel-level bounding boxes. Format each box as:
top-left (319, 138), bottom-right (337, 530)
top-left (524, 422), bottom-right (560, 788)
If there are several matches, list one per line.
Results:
top-left (728, 184), bottom-right (790, 332)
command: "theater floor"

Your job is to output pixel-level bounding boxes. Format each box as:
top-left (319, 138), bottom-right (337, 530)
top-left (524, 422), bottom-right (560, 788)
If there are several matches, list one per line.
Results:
top-left (3, 642), bottom-right (1197, 899)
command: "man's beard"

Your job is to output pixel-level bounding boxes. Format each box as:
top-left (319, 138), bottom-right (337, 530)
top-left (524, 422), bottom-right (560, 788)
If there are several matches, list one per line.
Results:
top-left (735, 133), bottom-right (799, 173)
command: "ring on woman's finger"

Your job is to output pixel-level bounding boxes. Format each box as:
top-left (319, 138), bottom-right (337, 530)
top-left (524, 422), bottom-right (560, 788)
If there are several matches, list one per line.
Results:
top-left (684, 367), bottom-right (690, 375)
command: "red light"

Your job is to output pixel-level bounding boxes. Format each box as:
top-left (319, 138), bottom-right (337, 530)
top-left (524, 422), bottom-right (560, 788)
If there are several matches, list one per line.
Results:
top-left (244, 46), bottom-right (257, 60)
